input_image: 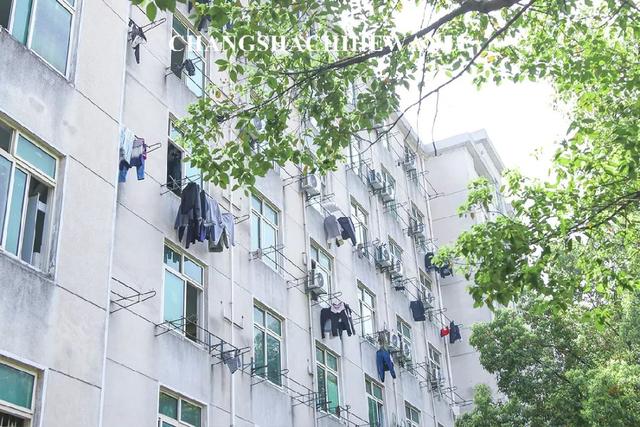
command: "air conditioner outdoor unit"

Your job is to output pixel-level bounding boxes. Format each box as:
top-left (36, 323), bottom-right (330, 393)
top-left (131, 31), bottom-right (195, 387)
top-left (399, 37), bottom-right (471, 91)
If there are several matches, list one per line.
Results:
top-left (368, 169), bottom-right (384, 190)
top-left (408, 218), bottom-right (425, 236)
top-left (389, 331), bottom-right (402, 352)
top-left (389, 258), bottom-right (404, 279)
top-left (381, 183), bottom-right (396, 202)
top-left (307, 269), bottom-right (328, 296)
top-left (375, 245), bottom-right (392, 267)
top-left (301, 174), bottom-right (322, 197)
top-left (356, 243), bottom-right (367, 259)
top-left (400, 341), bottom-right (412, 366)
top-left (403, 155), bottom-right (417, 173)
top-left (422, 290), bottom-right (435, 309)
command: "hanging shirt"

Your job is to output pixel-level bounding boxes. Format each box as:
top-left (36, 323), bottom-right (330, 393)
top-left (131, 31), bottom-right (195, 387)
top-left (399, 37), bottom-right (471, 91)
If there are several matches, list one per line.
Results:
top-left (376, 348), bottom-right (396, 382)
top-left (409, 300), bottom-right (426, 322)
top-left (449, 321), bottom-right (462, 343)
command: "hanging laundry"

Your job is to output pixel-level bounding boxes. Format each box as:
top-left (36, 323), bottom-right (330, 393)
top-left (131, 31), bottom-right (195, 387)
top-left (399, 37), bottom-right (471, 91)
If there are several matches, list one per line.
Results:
top-left (128, 20), bottom-right (147, 64)
top-left (222, 349), bottom-right (241, 374)
top-left (119, 136), bottom-right (146, 182)
top-left (439, 262), bottom-right (453, 278)
top-left (376, 348), bottom-right (396, 382)
top-left (337, 217), bottom-right (357, 246)
top-left (449, 321), bottom-right (461, 343)
top-left (440, 326), bottom-right (450, 337)
top-left (425, 252), bottom-right (436, 272)
top-left (319, 303), bottom-right (355, 338)
top-left (409, 300), bottom-right (426, 322)
top-left (202, 193), bottom-right (235, 252)
top-left (119, 127), bottom-right (135, 165)
top-left (324, 214), bottom-right (344, 247)
top-left (174, 182), bottom-right (203, 248)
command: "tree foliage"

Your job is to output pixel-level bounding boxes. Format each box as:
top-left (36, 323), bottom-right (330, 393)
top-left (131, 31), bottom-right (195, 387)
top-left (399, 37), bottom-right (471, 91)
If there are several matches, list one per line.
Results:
top-left (456, 295), bottom-right (640, 426)
top-left (131, 0), bottom-right (638, 192)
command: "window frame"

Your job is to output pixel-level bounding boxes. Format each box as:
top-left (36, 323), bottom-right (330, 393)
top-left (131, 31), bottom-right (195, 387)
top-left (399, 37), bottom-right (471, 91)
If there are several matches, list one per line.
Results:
top-left (171, 13), bottom-right (207, 97)
top-left (428, 344), bottom-right (443, 385)
top-left (158, 388), bottom-right (204, 427)
top-left (405, 402), bottom-right (421, 427)
top-left (350, 200), bottom-right (368, 246)
top-left (5, 0), bottom-right (77, 76)
top-left (404, 145), bottom-right (418, 180)
top-left (316, 344), bottom-right (340, 415)
top-left (365, 376), bottom-right (384, 427)
top-left (162, 243), bottom-right (205, 342)
top-left (310, 242), bottom-right (333, 293)
top-left (166, 119), bottom-right (202, 196)
top-left (388, 239), bottom-right (402, 261)
top-left (253, 302), bottom-right (284, 387)
top-left (0, 124), bottom-right (57, 271)
top-left (396, 316), bottom-right (412, 362)
top-left (250, 194), bottom-right (279, 271)
top-left (357, 282), bottom-right (376, 338)
top-left (0, 359), bottom-right (38, 424)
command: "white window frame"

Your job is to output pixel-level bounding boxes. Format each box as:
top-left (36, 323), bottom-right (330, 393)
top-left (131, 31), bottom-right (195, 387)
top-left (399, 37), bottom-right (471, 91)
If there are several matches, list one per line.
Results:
top-left (166, 119), bottom-right (202, 196)
top-left (4, 0), bottom-right (76, 76)
top-left (316, 344), bottom-right (340, 415)
top-left (171, 13), bottom-right (207, 97)
top-left (250, 194), bottom-right (279, 271)
top-left (404, 145), bottom-right (417, 180)
top-left (357, 282), bottom-right (376, 338)
top-left (310, 242), bottom-right (333, 293)
top-left (388, 239), bottom-right (402, 262)
top-left (405, 402), bottom-right (421, 427)
top-left (0, 125), bottom-right (57, 271)
top-left (365, 376), bottom-right (384, 427)
top-left (350, 200), bottom-right (368, 246)
top-left (396, 316), bottom-right (412, 361)
top-left (162, 243), bottom-right (204, 341)
top-left (158, 388), bottom-right (204, 427)
top-left (0, 359), bottom-right (38, 426)
top-left (253, 303), bottom-right (284, 387)
top-left (428, 344), bottom-right (443, 383)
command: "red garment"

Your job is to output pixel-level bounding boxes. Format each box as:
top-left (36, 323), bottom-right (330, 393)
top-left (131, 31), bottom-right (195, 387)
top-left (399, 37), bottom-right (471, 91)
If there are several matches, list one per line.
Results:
top-left (440, 327), bottom-right (450, 337)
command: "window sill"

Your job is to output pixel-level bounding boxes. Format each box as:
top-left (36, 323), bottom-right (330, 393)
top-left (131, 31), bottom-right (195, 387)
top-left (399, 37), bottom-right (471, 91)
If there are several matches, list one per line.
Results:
top-left (0, 248), bottom-right (54, 282)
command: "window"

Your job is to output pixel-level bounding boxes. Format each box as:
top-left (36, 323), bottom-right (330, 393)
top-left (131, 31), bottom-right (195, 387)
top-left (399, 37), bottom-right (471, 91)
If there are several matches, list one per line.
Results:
top-left (171, 15), bottom-right (206, 96)
top-left (358, 283), bottom-right (376, 338)
top-left (365, 377), bottom-right (384, 427)
top-left (163, 245), bottom-right (203, 341)
top-left (350, 201), bottom-right (368, 246)
top-left (316, 345), bottom-right (339, 415)
top-left (250, 194), bottom-right (279, 270)
top-left (404, 145), bottom-right (417, 180)
top-left (428, 344), bottom-right (443, 388)
top-left (166, 120), bottom-right (202, 196)
top-left (405, 402), bottom-right (420, 427)
top-left (253, 304), bottom-right (283, 386)
top-left (419, 272), bottom-right (433, 312)
top-left (1, 0), bottom-right (75, 74)
top-left (158, 390), bottom-right (202, 427)
top-left (397, 317), bottom-right (412, 364)
top-left (310, 243), bottom-right (332, 293)
top-left (381, 169), bottom-right (398, 218)
top-left (0, 123), bottom-right (57, 271)
top-left (388, 239), bottom-right (402, 262)
top-left (410, 205), bottom-right (425, 227)
top-left (0, 361), bottom-right (37, 426)
top-left (348, 139), bottom-right (365, 178)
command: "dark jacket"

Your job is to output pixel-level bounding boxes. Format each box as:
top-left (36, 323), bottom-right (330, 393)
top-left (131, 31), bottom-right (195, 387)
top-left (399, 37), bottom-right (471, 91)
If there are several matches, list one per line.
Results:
top-left (337, 217), bottom-right (357, 246)
top-left (174, 182), bottom-right (202, 248)
top-left (320, 304), bottom-right (355, 338)
top-left (410, 300), bottom-right (426, 322)
top-left (376, 349), bottom-right (396, 382)
top-left (449, 321), bottom-right (461, 343)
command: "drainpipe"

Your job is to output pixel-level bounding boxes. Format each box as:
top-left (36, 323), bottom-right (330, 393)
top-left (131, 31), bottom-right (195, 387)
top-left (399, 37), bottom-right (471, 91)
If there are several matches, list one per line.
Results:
top-left (372, 174), bottom-right (398, 425)
top-left (422, 164), bottom-right (454, 425)
top-left (229, 122), bottom-right (236, 426)
top-left (299, 170), bottom-right (319, 427)
top-left (98, 3), bottom-right (132, 426)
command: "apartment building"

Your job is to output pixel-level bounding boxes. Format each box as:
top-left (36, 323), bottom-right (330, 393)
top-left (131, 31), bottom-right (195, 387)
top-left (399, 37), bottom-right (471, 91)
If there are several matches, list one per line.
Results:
top-left (0, 1), bottom-right (502, 426)
top-left (425, 131), bottom-right (507, 408)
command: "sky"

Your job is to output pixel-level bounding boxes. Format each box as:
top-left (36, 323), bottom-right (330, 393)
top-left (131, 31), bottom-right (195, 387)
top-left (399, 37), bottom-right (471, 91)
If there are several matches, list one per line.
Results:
top-left (395, 2), bottom-right (570, 180)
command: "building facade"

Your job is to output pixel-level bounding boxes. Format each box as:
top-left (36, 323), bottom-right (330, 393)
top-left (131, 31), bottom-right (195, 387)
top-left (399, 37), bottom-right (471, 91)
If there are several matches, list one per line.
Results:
top-left (0, 1), bottom-right (503, 426)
